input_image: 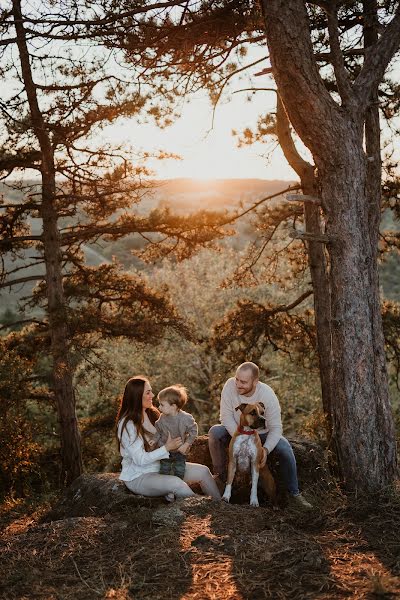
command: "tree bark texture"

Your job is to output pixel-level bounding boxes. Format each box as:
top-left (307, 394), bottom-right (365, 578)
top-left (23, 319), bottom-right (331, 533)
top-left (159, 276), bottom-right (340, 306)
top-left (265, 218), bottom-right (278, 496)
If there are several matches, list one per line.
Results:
top-left (362, 1), bottom-right (393, 489)
top-left (263, 0), bottom-right (398, 491)
top-left (276, 97), bottom-right (333, 433)
top-left (12, 0), bottom-right (82, 485)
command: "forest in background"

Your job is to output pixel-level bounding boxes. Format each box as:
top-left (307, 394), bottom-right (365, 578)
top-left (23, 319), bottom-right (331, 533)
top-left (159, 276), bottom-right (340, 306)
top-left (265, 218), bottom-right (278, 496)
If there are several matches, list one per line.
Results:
top-left (1, 176), bottom-right (399, 497)
top-left (1, 0), bottom-right (400, 500)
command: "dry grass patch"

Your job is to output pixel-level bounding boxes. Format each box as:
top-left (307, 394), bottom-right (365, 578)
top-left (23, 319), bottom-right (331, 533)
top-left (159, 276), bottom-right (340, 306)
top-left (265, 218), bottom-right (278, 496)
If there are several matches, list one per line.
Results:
top-left (1, 484), bottom-right (400, 599)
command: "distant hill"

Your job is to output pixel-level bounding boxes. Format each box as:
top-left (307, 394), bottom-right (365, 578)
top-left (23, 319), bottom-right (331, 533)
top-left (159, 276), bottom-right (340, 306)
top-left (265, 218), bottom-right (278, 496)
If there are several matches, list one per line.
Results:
top-left (142, 178), bottom-right (294, 212)
top-left (1, 178), bottom-right (398, 317)
top-left (0, 178), bottom-right (293, 216)
top-left (0, 179), bottom-right (294, 315)
top-left (153, 177), bottom-right (292, 196)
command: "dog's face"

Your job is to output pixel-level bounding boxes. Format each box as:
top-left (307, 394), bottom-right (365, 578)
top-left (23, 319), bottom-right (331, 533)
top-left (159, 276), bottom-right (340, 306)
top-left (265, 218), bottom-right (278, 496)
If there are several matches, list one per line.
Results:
top-left (235, 402), bottom-right (265, 430)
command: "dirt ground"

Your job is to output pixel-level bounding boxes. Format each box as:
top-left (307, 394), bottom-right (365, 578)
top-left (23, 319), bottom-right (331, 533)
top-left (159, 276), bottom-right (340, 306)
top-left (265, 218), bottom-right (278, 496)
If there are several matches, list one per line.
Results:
top-left (1, 481), bottom-right (400, 600)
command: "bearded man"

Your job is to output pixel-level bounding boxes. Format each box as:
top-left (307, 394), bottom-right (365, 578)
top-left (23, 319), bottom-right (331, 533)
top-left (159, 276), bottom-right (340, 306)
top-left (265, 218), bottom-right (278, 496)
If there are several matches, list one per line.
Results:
top-left (208, 362), bottom-right (312, 509)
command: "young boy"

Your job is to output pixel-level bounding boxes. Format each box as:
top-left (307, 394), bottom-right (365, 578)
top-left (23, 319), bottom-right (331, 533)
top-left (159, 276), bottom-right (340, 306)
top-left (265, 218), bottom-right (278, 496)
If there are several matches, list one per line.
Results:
top-left (155, 384), bottom-right (198, 480)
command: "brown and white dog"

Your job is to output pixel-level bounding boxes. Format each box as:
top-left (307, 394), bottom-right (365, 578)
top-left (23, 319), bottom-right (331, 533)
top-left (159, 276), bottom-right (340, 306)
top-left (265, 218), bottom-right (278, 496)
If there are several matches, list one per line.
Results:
top-left (222, 402), bottom-right (277, 507)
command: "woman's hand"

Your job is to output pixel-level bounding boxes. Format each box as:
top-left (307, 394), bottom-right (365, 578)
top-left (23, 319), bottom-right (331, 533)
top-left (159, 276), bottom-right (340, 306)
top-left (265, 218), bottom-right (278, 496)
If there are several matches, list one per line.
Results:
top-left (165, 432), bottom-right (183, 451)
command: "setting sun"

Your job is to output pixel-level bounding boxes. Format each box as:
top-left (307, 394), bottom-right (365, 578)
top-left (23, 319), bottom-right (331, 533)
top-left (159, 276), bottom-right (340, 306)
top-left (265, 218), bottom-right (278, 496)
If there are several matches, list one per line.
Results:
top-left (103, 89), bottom-right (297, 182)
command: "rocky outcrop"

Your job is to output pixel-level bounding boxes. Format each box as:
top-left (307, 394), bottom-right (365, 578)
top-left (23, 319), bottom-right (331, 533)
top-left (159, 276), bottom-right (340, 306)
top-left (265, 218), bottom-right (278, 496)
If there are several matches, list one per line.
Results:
top-left (44, 436), bottom-right (329, 521)
top-left (188, 435), bottom-right (329, 487)
top-left (43, 473), bottom-right (163, 521)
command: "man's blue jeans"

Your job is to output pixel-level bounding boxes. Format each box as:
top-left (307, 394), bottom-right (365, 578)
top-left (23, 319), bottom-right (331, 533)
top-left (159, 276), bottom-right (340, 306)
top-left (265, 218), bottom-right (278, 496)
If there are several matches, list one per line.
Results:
top-left (208, 424), bottom-right (300, 496)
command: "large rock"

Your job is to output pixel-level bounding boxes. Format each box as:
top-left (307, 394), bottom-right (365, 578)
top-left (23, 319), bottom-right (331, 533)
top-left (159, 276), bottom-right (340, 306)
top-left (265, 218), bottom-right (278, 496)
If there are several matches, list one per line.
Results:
top-left (44, 473), bottom-right (163, 521)
top-left (45, 436), bottom-right (328, 520)
top-left (188, 435), bottom-right (329, 490)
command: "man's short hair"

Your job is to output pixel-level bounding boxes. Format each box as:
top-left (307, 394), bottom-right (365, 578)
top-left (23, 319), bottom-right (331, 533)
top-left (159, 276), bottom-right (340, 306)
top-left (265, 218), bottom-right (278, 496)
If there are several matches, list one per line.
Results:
top-left (237, 362), bottom-right (259, 379)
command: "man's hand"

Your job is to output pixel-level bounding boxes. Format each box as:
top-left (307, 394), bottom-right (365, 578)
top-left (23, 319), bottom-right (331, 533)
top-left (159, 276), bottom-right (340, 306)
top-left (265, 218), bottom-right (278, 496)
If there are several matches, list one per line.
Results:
top-left (260, 447), bottom-right (268, 468)
top-left (178, 442), bottom-right (190, 455)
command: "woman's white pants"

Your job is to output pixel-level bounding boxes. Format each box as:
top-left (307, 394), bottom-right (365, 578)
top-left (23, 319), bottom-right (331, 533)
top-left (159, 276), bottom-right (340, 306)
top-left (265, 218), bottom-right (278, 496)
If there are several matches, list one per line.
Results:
top-left (124, 462), bottom-right (221, 500)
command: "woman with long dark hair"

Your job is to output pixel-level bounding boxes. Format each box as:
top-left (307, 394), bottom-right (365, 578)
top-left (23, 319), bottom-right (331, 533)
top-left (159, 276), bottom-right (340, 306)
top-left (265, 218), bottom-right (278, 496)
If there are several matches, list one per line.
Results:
top-left (116, 376), bottom-right (221, 500)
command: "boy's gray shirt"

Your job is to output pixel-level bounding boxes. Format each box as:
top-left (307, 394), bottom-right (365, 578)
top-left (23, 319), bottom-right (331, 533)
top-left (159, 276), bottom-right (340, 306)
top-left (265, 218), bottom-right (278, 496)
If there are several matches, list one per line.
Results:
top-left (154, 410), bottom-right (198, 447)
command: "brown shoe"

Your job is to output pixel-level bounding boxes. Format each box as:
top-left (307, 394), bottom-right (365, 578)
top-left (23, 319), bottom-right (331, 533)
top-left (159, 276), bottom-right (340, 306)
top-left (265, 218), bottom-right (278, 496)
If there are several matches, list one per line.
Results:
top-left (289, 493), bottom-right (313, 510)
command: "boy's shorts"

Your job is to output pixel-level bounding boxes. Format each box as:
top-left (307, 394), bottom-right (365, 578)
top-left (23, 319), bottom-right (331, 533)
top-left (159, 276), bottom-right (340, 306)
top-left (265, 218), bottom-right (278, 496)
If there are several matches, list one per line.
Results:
top-left (160, 451), bottom-right (186, 479)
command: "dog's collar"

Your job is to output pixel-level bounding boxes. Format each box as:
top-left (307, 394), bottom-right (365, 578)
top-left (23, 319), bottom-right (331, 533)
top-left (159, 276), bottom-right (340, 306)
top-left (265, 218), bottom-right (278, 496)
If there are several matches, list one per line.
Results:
top-left (237, 426), bottom-right (257, 435)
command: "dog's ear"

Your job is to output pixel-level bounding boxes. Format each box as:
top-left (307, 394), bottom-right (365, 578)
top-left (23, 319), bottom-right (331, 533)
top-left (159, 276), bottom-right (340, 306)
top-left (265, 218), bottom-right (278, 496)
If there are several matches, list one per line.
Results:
top-left (235, 403), bottom-right (247, 413)
top-left (256, 402), bottom-right (265, 415)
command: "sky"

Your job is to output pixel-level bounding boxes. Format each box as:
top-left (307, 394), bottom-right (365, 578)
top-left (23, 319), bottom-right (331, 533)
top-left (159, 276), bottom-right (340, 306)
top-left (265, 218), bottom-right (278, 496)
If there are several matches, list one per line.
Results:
top-left (101, 54), bottom-right (399, 183)
top-left (102, 83), bottom-right (305, 182)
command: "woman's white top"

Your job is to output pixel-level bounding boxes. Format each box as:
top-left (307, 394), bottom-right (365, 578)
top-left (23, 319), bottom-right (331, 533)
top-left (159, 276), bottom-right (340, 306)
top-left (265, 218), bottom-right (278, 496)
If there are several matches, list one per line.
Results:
top-left (117, 413), bottom-right (169, 482)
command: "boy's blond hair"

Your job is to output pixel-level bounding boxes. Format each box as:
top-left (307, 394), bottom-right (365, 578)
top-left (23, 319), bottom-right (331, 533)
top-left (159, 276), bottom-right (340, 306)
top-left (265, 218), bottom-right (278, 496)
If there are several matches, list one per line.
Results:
top-left (157, 384), bottom-right (188, 410)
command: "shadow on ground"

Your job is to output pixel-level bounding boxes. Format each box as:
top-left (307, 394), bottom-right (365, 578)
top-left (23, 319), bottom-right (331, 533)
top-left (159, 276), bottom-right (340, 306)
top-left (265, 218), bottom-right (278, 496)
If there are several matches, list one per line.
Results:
top-left (1, 472), bottom-right (400, 599)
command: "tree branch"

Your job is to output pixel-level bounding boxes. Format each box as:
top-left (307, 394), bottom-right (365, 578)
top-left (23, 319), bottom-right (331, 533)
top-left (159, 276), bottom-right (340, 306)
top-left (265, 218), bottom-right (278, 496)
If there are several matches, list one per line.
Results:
top-left (0, 235), bottom-right (42, 248)
top-left (0, 274), bottom-right (45, 288)
top-left (0, 150), bottom-right (42, 173)
top-left (233, 87), bottom-right (277, 94)
top-left (34, 75), bottom-right (120, 91)
top-left (10, 0), bottom-right (188, 28)
top-left (315, 48), bottom-right (366, 61)
top-left (354, 4), bottom-right (400, 109)
top-left (261, 0), bottom-right (342, 154)
top-left (326, 5), bottom-right (355, 107)
top-left (289, 229), bottom-right (331, 243)
top-left (270, 289), bottom-right (314, 314)
top-left (0, 318), bottom-right (46, 331)
top-left (286, 194), bottom-right (321, 205)
top-left (275, 94), bottom-right (315, 181)
top-left (223, 183), bottom-right (302, 225)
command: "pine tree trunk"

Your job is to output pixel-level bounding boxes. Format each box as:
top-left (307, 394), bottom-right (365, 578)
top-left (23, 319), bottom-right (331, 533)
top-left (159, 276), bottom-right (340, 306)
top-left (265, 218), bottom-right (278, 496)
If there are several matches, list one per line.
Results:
top-left (12, 0), bottom-right (82, 485)
top-left (302, 179), bottom-right (333, 433)
top-left (41, 190), bottom-right (83, 485)
top-left (319, 136), bottom-right (397, 490)
top-left (263, 0), bottom-right (398, 491)
top-left (275, 97), bottom-right (333, 433)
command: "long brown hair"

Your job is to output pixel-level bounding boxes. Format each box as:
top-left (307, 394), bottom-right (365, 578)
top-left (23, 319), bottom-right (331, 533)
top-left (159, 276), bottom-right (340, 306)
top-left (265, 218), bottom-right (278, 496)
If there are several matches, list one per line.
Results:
top-left (116, 376), bottom-right (160, 451)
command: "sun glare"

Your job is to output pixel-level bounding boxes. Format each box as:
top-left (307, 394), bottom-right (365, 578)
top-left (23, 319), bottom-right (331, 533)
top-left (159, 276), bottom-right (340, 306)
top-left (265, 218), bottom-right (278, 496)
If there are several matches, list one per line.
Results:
top-left (103, 84), bottom-right (298, 181)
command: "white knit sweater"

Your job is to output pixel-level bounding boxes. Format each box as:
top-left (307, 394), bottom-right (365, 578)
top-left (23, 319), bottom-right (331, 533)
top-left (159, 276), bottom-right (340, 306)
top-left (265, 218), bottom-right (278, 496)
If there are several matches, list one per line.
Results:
top-left (117, 414), bottom-right (169, 482)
